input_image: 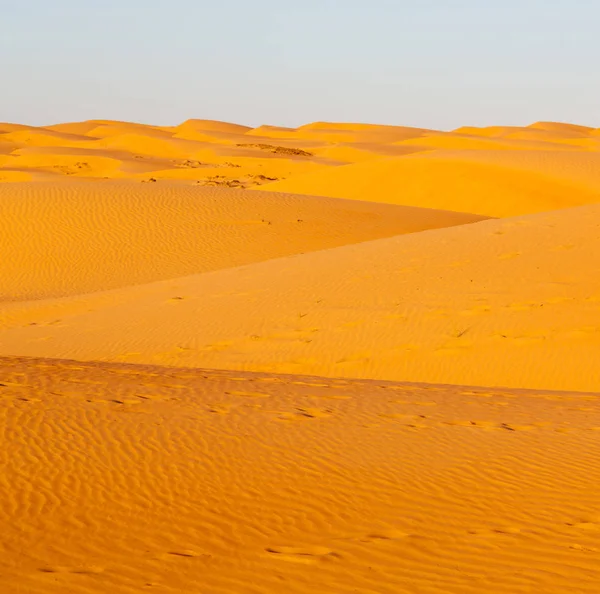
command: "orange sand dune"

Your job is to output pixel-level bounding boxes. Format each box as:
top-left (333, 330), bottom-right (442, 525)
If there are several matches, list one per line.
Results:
top-left (0, 181), bottom-right (484, 300)
top-left (415, 149), bottom-right (600, 192)
top-left (246, 124), bottom-right (298, 138)
top-left (455, 122), bottom-right (595, 139)
top-left (45, 119), bottom-right (173, 139)
top-left (1, 128), bottom-right (94, 147)
top-left (173, 118), bottom-right (253, 135)
top-left (0, 122), bottom-right (39, 133)
top-left (529, 121), bottom-right (595, 134)
top-left (45, 120), bottom-right (111, 135)
top-left (1, 203), bottom-right (598, 391)
top-left (9, 118), bottom-right (599, 196)
top-left (312, 142), bottom-right (428, 163)
top-left (2, 356), bottom-right (600, 594)
top-left (8, 145), bottom-right (180, 176)
top-left (94, 133), bottom-right (210, 159)
top-left (258, 152), bottom-right (600, 217)
top-left (84, 123), bottom-right (174, 139)
top-left (0, 170), bottom-right (33, 182)
top-left (394, 132), bottom-right (580, 152)
top-left (3, 117), bottom-right (600, 593)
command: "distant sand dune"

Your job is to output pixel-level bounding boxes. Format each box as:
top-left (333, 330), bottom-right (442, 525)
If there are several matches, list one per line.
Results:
top-left (4, 118), bottom-right (599, 194)
top-left (258, 152), bottom-right (600, 216)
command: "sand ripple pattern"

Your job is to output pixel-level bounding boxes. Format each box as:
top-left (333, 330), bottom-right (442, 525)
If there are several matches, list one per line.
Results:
top-left (1, 356), bottom-right (600, 593)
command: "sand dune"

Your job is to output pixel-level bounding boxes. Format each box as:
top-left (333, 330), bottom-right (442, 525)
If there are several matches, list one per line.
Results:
top-left (258, 152), bottom-right (600, 217)
top-left (3, 117), bottom-right (600, 593)
top-left (1, 202), bottom-right (598, 391)
top-left (0, 181), bottom-right (484, 300)
top-left (2, 356), bottom-right (600, 594)
top-left (4, 118), bottom-right (599, 197)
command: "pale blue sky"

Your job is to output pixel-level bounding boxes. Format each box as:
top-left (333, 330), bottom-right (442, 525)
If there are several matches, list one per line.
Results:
top-left (2, 0), bottom-right (598, 130)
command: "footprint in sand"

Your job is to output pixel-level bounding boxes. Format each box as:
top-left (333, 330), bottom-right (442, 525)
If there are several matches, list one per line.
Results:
top-left (443, 420), bottom-right (529, 431)
top-left (567, 516), bottom-right (600, 531)
top-left (360, 529), bottom-right (411, 542)
top-left (468, 526), bottom-right (522, 537)
top-left (39, 565), bottom-right (105, 574)
top-left (276, 407), bottom-right (333, 421)
top-left (208, 404), bottom-right (231, 414)
top-left (265, 545), bottom-right (336, 563)
top-left (111, 398), bottom-right (144, 405)
top-left (153, 550), bottom-right (211, 561)
top-left (296, 407), bottom-right (332, 418)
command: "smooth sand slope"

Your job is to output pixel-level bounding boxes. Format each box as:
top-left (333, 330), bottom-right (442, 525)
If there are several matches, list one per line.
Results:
top-left (0, 181), bottom-right (485, 300)
top-left (1, 203), bottom-right (599, 391)
top-left (2, 357), bottom-right (600, 594)
top-left (259, 151), bottom-right (600, 217)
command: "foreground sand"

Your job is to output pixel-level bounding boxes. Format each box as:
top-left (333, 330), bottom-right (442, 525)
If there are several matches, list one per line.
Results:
top-left (2, 117), bottom-right (600, 593)
top-left (2, 357), bottom-right (600, 594)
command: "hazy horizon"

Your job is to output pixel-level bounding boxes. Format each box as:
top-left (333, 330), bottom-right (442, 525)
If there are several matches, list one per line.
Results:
top-left (3, 0), bottom-right (599, 129)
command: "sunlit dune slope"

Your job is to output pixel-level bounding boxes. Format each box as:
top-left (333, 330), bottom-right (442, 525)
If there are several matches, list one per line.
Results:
top-left (172, 118), bottom-right (253, 136)
top-left (1, 128), bottom-right (93, 147)
top-left (2, 356), bottom-right (600, 594)
top-left (1, 204), bottom-right (598, 391)
top-left (4, 119), bottom-right (599, 197)
top-left (417, 150), bottom-right (600, 191)
top-left (1, 119), bottom-right (343, 187)
top-left (0, 181), bottom-right (485, 300)
top-left (258, 152), bottom-right (600, 217)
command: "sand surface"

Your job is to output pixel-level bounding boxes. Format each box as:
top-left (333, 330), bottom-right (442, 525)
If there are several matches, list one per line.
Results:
top-left (3, 357), bottom-right (600, 593)
top-left (1, 182), bottom-right (482, 300)
top-left (2, 117), bottom-right (600, 593)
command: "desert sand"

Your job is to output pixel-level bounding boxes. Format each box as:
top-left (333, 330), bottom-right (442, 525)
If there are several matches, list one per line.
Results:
top-left (1, 118), bottom-right (600, 593)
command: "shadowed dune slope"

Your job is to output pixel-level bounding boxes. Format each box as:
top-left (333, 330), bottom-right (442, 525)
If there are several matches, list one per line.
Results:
top-left (1, 204), bottom-right (598, 391)
top-left (257, 152), bottom-right (600, 217)
top-left (0, 181), bottom-right (485, 300)
top-left (1, 357), bottom-right (600, 594)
